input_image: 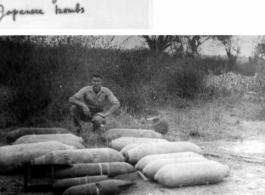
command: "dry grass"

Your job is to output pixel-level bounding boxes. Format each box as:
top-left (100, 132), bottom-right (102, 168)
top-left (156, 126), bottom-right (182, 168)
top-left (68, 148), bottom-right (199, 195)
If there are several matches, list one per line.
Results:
top-left (161, 95), bottom-right (246, 141)
top-left (44, 95), bottom-right (250, 146)
top-left (74, 95), bottom-right (248, 146)
top-left (2, 94), bottom-right (261, 148)
top-left (180, 99), bottom-right (230, 138)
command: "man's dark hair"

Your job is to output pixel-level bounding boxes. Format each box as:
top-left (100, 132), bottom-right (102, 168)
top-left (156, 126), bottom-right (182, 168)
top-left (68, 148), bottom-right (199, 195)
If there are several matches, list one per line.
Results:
top-left (92, 74), bottom-right (102, 79)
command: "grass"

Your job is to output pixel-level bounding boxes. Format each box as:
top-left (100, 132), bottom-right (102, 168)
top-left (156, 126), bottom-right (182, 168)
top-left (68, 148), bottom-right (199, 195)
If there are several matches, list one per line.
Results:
top-left (177, 99), bottom-right (230, 139)
top-left (42, 95), bottom-right (249, 147)
top-left (2, 93), bottom-right (263, 148)
top-left (160, 94), bottom-right (246, 141)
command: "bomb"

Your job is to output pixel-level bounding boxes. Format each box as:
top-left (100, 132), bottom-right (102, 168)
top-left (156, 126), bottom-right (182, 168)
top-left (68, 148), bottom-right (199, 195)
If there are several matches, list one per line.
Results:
top-left (135, 152), bottom-right (202, 170)
top-left (53, 175), bottom-right (109, 194)
top-left (154, 161), bottom-right (230, 187)
top-left (63, 179), bottom-right (135, 195)
top-left (110, 137), bottom-right (169, 151)
top-left (102, 128), bottom-right (163, 141)
top-left (0, 141), bottom-right (75, 173)
top-left (32, 148), bottom-right (125, 165)
top-left (51, 162), bottom-right (136, 178)
top-left (112, 171), bottom-right (143, 181)
top-left (143, 157), bottom-right (208, 180)
top-left (14, 134), bottom-right (83, 145)
top-left (16, 140), bottom-right (85, 149)
top-left (124, 142), bottom-right (202, 165)
top-left (6, 127), bottom-right (72, 142)
top-left (120, 144), bottom-right (139, 156)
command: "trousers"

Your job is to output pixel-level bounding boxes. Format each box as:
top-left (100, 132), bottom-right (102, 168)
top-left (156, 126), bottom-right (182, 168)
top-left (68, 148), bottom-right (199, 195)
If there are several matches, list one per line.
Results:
top-left (70, 105), bottom-right (106, 128)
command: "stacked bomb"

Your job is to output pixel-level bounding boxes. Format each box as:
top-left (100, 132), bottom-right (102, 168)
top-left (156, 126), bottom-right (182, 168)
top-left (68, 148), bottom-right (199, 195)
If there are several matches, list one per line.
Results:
top-left (103, 128), bottom-right (167, 153)
top-left (2, 127), bottom-right (231, 193)
top-left (134, 149), bottom-right (230, 188)
top-left (9, 127), bottom-right (85, 149)
top-left (32, 148), bottom-right (137, 195)
top-left (24, 129), bottom-right (137, 195)
top-left (0, 127), bottom-right (80, 173)
top-left (3, 127), bottom-right (136, 195)
top-left (104, 128), bottom-right (230, 188)
top-left (7, 127), bottom-right (74, 142)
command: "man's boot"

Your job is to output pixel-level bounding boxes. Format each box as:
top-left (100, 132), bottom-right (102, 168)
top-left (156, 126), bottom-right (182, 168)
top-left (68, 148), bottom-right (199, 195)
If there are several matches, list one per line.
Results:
top-left (92, 123), bottom-right (105, 134)
top-left (76, 126), bottom-right (82, 135)
top-left (92, 124), bottom-right (97, 133)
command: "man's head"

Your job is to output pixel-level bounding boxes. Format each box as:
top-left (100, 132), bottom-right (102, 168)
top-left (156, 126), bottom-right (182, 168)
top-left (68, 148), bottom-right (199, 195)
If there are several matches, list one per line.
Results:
top-left (92, 74), bottom-right (102, 89)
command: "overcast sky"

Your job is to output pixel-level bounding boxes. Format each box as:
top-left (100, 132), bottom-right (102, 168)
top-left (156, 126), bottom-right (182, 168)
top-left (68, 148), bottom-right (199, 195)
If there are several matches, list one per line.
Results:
top-left (202, 36), bottom-right (261, 57)
top-left (114, 36), bottom-right (262, 57)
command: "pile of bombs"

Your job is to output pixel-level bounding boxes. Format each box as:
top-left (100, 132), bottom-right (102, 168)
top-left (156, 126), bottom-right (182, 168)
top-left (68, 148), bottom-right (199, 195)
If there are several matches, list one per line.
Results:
top-left (0, 127), bottom-right (230, 195)
top-left (105, 129), bottom-right (230, 188)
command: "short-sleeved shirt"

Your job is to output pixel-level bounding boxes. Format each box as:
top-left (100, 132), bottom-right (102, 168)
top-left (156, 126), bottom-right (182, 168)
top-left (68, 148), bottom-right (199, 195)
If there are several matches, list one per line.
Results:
top-left (74, 86), bottom-right (120, 112)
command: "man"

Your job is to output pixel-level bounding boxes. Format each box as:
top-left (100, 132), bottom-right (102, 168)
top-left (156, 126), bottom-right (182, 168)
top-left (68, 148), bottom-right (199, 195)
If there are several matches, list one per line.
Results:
top-left (69, 74), bottom-right (120, 134)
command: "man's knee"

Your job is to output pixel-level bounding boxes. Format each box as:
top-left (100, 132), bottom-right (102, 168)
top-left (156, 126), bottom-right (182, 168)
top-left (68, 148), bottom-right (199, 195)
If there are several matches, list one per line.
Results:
top-left (92, 115), bottom-right (106, 127)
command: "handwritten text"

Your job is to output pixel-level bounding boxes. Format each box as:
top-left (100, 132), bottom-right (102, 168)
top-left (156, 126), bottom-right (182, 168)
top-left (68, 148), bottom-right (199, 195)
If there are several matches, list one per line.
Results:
top-left (56, 4), bottom-right (85, 14)
top-left (0, 5), bottom-right (44, 22)
top-left (0, 2), bottom-right (85, 22)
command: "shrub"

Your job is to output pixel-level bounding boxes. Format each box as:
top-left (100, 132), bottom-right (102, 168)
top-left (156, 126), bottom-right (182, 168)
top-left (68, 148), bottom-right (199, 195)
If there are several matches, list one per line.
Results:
top-left (0, 39), bottom-right (52, 124)
top-left (164, 67), bottom-right (206, 99)
top-left (0, 86), bottom-right (16, 128)
top-left (186, 57), bottom-right (228, 75)
top-left (0, 36), bottom-right (230, 126)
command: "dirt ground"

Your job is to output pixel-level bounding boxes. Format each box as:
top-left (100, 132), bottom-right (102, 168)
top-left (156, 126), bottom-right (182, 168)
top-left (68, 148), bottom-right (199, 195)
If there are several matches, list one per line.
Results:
top-left (0, 98), bottom-right (265, 195)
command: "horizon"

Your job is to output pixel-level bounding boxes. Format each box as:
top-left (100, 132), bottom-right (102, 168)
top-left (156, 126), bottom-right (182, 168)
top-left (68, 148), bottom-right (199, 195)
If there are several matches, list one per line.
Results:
top-left (115, 35), bottom-right (261, 58)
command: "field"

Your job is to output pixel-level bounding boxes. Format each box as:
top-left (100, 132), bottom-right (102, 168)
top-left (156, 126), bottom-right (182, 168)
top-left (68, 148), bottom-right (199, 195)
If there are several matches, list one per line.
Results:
top-left (1, 37), bottom-right (265, 195)
top-left (0, 94), bottom-right (264, 195)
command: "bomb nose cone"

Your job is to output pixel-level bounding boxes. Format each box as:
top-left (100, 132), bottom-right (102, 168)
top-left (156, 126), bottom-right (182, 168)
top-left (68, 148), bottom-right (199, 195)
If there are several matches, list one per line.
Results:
top-left (154, 174), bottom-right (158, 181)
top-left (123, 152), bottom-right (129, 162)
top-left (225, 165), bottom-right (230, 177)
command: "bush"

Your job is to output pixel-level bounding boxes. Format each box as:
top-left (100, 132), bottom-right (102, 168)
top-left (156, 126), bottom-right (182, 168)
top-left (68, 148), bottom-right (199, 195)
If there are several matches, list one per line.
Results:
top-left (165, 67), bottom-right (206, 99)
top-left (0, 36), bottom-right (229, 126)
top-left (0, 86), bottom-right (16, 128)
top-left (234, 61), bottom-right (256, 76)
top-left (0, 39), bottom-right (52, 124)
top-left (187, 57), bottom-right (228, 75)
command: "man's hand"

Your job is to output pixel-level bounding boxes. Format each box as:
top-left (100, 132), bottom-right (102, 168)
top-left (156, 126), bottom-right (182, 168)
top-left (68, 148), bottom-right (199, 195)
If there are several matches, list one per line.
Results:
top-left (95, 112), bottom-right (107, 118)
top-left (82, 106), bottom-right (91, 118)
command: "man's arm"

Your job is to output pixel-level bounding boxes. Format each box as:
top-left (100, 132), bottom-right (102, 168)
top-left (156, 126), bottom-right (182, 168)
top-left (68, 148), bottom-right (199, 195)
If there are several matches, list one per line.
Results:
top-left (96, 90), bottom-right (120, 117)
top-left (69, 96), bottom-right (91, 117)
top-left (69, 96), bottom-right (86, 108)
top-left (103, 101), bottom-right (120, 117)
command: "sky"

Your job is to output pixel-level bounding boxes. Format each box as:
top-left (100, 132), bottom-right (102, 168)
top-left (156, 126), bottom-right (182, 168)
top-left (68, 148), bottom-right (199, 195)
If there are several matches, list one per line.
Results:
top-left (114, 36), bottom-right (262, 58)
top-left (202, 36), bottom-right (261, 57)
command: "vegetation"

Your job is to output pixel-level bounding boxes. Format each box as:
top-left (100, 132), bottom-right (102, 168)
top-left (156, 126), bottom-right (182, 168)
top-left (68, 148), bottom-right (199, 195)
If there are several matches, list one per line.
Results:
top-left (0, 36), bottom-right (264, 141)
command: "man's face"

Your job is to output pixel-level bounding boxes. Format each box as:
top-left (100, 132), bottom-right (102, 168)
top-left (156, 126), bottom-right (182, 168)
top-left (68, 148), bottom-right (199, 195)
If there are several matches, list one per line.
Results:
top-left (92, 77), bottom-right (102, 88)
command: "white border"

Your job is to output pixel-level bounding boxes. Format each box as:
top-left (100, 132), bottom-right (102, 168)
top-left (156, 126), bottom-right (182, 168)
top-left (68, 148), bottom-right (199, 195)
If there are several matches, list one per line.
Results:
top-left (1, 0), bottom-right (265, 35)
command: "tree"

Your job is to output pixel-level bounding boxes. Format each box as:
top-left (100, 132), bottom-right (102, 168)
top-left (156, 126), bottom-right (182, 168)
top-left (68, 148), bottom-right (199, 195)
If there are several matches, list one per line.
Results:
top-left (169, 39), bottom-right (185, 58)
top-left (140, 35), bottom-right (182, 53)
top-left (184, 36), bottom-right (212, 57)
top-left (213, 36), bottom-right (241, 60)
top-left (140, 35), bottom-right (213, 57)
top-left (213, 36), bottom-right (242, 71)
top-left (255, 36), bottom-right (265, 58)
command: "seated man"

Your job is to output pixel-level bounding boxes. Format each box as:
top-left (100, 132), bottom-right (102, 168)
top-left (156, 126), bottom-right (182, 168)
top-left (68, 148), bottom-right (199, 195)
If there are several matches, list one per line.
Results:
top-left (69, 74), bottom-right (120, 134)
